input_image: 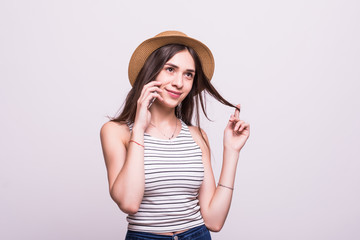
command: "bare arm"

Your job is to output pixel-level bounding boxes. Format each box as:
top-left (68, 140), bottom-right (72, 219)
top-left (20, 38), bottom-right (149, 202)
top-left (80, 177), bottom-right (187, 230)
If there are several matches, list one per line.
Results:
top-left (100, 81), bottom-right (164, 214)
top-left (191, 105), bottom-right (250, 232)
top-left (100, 122), bottom-right (145, 214)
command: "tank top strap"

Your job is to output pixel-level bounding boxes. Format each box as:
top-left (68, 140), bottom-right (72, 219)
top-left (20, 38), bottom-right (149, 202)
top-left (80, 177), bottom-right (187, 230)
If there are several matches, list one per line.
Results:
top-left (178, 119), bottom-right (189, 135)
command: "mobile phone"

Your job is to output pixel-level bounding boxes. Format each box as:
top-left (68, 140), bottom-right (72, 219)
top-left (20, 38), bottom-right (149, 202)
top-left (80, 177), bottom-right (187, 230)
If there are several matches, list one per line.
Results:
top-left (148, 96), bottom-right (156, 109)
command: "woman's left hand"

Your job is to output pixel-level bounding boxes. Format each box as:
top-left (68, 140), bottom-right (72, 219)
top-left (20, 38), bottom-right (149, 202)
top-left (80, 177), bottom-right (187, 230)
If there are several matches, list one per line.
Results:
top-left (223, 104), bottom-right (250, 152)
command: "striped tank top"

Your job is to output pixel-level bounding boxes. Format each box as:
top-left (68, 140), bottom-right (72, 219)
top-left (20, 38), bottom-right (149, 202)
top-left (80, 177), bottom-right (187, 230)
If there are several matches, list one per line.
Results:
top-left (127, 120), bottom-right (205, 233)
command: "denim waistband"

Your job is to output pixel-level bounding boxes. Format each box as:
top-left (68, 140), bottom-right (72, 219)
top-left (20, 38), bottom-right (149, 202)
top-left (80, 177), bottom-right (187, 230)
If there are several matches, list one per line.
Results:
top-left (125, 224), bottom-right (211, 240)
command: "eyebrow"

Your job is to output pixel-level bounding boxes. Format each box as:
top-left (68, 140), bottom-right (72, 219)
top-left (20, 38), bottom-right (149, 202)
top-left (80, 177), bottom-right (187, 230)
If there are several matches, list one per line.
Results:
top-left (165, 63), bottom-right (195, 73)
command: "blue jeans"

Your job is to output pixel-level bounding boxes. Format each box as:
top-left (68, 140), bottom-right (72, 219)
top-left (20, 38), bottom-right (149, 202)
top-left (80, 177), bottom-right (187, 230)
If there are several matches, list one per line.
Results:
top-left (125, 224), bottom-right (211, 240)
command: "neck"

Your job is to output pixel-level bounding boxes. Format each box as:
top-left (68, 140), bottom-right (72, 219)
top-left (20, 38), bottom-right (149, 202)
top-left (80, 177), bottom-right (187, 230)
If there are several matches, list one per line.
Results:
top-left (149, 103), bottom-right (178, 125)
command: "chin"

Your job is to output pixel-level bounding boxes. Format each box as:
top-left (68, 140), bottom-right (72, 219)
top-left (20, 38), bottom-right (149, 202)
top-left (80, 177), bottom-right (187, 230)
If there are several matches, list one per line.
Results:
top-left (162, 102), bottom-right (179, 109)
top-left (161, 98), bottom-right (182, 109)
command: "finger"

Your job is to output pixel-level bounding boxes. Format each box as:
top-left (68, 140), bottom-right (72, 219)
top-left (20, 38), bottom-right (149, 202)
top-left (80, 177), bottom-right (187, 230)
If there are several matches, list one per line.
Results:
top-left (234, 120), bottom-right (244, 132)
top-left (148, 91), bottom-right (164, 103)
top-left (145, 86), bottom-right (163, 95)
top-left (145, 80), bottom-right (162, 87)
top-left (139, 81), bottom-right (162, 99)
top-left (139, 86), bottom-right (163, 102)
top-left (142, 84), bottom-right (163, 96)
top-left (239, 123), bottom-right (250, 136)
top-left (227, 114), bottom-right (236, 127)
top-left (245, 123), bottom-right (250, 132)
top-left (234, 104), bottom-right (241, 119)
top-left (142, 91), bottom-right (164, 109)
top-left (237, 121), bottom-right (248, 132)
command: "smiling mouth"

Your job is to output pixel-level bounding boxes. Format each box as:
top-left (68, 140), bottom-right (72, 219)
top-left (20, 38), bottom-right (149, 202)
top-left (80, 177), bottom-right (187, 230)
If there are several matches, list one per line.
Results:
top-left (166, 89), bottom-right (182, 98)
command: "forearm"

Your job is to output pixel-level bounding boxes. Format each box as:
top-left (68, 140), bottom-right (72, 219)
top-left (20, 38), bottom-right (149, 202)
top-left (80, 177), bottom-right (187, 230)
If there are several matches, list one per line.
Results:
top-left (205, 148), bottom-right (240, 231)
top-left (111, 128), bottom-right (145, 214)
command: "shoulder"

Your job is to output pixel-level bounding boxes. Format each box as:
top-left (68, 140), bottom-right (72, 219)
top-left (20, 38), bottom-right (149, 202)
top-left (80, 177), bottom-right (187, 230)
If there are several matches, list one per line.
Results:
top-left (187, 125), bottom-right (210, 152)
top-left (100, 120), bottom-right (130, 135)
top-left (100, 121), bottom-right (131, 146)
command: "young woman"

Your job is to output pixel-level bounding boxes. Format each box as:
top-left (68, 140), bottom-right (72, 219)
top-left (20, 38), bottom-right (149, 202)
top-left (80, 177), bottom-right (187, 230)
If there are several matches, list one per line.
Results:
top-left (100, 31), bottom-right (250, 240)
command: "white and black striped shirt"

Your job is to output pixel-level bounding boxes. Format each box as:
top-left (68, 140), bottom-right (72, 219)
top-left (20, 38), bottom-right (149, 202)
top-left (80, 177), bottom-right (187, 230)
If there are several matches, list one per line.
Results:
top-left (127, 120), bottom-right (205, 233)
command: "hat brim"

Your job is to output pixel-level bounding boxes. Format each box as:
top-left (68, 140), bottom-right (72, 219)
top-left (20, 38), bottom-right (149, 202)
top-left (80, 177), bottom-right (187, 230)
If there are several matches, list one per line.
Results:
top-left (128, 34), bottom-right (214, 86)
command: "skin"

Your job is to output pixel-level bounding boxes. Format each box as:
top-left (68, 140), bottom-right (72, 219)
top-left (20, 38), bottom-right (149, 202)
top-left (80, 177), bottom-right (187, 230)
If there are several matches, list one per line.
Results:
top-left (100, 49), bottom-right (250, 235)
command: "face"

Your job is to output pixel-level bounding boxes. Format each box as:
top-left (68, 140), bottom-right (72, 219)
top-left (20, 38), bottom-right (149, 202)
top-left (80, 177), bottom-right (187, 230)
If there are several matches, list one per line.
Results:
top-left (155, 49), bottom-right (195, 108)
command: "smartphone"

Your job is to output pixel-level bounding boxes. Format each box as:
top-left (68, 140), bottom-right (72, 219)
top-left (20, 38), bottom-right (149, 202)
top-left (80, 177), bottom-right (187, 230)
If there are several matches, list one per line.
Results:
top-left (148, 98), bottom-right (155, 109)
top-left (148, 96), bottom-right (156, 109)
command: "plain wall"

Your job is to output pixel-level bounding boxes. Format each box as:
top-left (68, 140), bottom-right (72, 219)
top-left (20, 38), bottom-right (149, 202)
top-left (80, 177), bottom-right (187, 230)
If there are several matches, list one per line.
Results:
top-left (1, 0), bottom-right (359, 239)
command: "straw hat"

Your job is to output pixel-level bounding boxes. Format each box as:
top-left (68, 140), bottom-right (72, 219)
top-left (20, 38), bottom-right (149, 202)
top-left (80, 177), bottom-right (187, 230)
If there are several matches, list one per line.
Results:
top-left (128, 31), bottom-right (215, 86)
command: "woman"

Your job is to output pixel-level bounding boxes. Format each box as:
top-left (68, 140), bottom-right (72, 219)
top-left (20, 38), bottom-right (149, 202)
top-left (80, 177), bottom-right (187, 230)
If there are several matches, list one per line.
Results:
top-left (100, 31), bottom-right (250, 240)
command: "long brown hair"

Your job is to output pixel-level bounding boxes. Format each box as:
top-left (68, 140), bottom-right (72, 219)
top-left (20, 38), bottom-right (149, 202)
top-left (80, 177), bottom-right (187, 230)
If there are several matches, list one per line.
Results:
top-left (111, 44), bottom-right (238, 136)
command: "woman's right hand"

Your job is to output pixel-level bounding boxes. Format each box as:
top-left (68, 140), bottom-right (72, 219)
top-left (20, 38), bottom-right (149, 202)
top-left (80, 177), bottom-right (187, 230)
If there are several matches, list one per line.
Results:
top-left (133, 81), bottom-right (164, 132)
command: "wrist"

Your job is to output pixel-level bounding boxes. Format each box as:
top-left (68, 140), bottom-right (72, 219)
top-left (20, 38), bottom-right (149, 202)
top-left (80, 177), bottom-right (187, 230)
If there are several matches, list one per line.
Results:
top-left (132, 124), bottom-right (145, 134)
top-left (223, 145), bottom-right (240, 155)
top-left (131, 125), bottom-right (145, 142)
top-left (223, 147), bottom-right (240, 164)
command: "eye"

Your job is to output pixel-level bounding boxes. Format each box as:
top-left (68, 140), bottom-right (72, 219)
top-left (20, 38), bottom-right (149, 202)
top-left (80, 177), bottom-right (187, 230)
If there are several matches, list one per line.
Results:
top-left (166, 67), bottom-right (174, 73)
top-left (185, 72), bottom-right (194, 79)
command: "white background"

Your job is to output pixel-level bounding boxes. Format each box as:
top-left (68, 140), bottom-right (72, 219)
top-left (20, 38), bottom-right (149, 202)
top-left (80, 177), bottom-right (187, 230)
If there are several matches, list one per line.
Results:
top-left (1, 0), bottom-right (359, 239)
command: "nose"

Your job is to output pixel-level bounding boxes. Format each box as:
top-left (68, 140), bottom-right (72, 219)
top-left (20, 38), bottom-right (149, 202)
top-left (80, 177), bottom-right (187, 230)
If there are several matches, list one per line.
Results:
top-left (171, 72), bottom-right (183, 88)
